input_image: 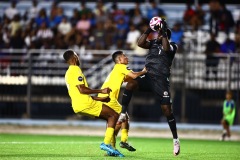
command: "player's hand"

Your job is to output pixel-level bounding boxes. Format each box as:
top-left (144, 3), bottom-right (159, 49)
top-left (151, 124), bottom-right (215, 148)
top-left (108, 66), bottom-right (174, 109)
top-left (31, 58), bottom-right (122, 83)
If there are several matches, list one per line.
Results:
top-left (101, 87), bottom-right (112, 94)
top-left (118, 113), bottom-right (126, 122)
top-left (142, 67), bottom-right (147, 73)
top-left (153, 23), bottom-right (161, 31)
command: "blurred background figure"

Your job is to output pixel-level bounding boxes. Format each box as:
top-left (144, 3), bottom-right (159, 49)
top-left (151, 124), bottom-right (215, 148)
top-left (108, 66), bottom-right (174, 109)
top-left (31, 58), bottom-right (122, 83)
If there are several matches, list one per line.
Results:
top-left (220, 90), bottom-right (236, 141)
top-left (4, 1), bottom-right (18, 20)
top-left (204, 33), bottom-right (220, 81)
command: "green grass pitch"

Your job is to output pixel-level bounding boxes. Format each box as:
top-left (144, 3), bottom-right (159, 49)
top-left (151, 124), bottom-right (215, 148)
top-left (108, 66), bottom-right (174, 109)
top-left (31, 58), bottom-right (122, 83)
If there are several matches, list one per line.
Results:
top-left (0, 134), bottom-right (239, 160)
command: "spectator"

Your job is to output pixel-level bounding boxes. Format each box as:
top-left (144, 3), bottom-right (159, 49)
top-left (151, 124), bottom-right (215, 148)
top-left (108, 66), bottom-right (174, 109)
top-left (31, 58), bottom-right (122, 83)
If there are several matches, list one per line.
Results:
top-left (171, 22), bottom-right (184, 52)
top-left (9, 14), bottom-right (21, 36)
top-left (204, 33), bottom-right (221, 81)
top-left (50, 1), bottom-right (58, 20)
top-left (24, 28), bottom-right (37, 48)
top-left (4, 1), bottom-right (19, 20)
top-left (58, 16), bottom-right (72, 36)
top-left (79, 1), bottom-right (91, 18)
top-left (94, 1), bottom-right (108, 23)
top-left (50, 7), bottom-right (64, 28)
top-left (183, 3), bottom-right (195, 29)
top-left (208, 0), bottom-right (222, 36)
top-left (110, 3), bottom-right (124, 22)
top-left (129, 3), bottom-right (143, 28)
top-left (190, 3), bottom-right (205, 30)
top-left (2, 27), bottom-right (11, 48)
top-left (10, 29), bottom-right (25, 49)
top-left (146, 0), bottom-right (166, 20)
top-left (70, 9), bottom-right (79, 27)
top-left (35, 9), bottom-right (50, 27)
top-left (92, 22), bottom-right (105, 49)
top-left (104, 19), bottom-right (116, 49)
top-left (28, 0), bottom-right (39, 19)
top-left (114, 17), bottom-right (129, 48)
top-left (220, 37), bottom-right (236, 54)
top-left (126, 24), bottom-right (140, 50)
top-left (76, 14), bottom-right (91, 37)
top-left (36, 22), bottom-right (53, 48)
top-left (220, 37), bottom-right (236, 65)
top-left (218, 3), bottom-right (235, 35)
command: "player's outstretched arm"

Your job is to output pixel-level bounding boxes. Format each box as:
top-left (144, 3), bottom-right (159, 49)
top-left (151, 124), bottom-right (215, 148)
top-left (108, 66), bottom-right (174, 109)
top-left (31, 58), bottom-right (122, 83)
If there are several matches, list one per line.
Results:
top-left (137, 28), bottom-right (151, 49)
top-left (127, 67), bottom-right (147, 79)
top-left (77, 84), bottom-right (112, 95)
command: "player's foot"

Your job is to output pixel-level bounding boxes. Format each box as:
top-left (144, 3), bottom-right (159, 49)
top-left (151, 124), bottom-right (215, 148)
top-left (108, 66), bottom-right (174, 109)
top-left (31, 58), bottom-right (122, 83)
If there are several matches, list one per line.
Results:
top-left (100, 143), bottom-right (124, 157)
top-left (173, 139), bottom-right (180, 156)
top-left (220, 133), bottom-right (227, 141)
top-left (119, 141), bottom-right (136, 152)
top-left (106, 149), bottom-right (125, 157)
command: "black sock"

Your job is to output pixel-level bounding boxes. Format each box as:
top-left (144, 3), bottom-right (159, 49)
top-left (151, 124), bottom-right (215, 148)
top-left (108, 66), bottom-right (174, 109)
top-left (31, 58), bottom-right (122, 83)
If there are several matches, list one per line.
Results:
top-left (121, 89), bottom-right (133, 113)
top-left (167, 113), bottom-right (178, 139)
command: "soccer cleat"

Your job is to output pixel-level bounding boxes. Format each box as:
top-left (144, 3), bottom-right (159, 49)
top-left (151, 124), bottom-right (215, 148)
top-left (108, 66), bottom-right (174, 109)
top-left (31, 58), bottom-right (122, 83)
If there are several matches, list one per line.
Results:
top-left (100, 143), bottom-right (124, 157)
top-left (119, 141), bottom-right (136, 152)
top-left (106, 149), bottom-right (125, 157)
top-left (173, 139), bottom-right (180, 156)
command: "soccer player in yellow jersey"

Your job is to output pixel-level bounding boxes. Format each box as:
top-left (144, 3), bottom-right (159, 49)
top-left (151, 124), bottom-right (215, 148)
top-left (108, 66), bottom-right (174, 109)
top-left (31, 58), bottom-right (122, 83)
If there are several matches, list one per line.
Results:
top-left (98, 51), bottom-right (147, 155)
top-left (63, 49), bottom-right (124, 157)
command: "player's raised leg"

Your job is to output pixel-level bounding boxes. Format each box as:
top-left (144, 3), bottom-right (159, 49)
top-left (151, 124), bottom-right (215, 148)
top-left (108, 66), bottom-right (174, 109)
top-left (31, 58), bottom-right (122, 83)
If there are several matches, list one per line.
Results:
top-left (119, 114), bottom-right (136, 152)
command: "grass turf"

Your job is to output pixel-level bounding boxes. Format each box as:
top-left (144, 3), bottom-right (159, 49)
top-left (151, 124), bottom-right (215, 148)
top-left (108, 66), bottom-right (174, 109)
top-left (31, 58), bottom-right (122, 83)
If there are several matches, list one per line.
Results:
top-left (0, 134), bottom-right (239, 160)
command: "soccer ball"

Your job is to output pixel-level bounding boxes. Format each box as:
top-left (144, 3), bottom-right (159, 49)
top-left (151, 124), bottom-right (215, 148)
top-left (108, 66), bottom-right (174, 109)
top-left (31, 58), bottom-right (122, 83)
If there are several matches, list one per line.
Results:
top-left (149, 16), bottom-right (162, 31)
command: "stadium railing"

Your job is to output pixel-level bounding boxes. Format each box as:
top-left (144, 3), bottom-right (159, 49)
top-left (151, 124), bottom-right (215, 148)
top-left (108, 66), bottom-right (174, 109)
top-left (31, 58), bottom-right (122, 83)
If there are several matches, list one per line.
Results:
top-left (0, 49), bottom-right (239, 122)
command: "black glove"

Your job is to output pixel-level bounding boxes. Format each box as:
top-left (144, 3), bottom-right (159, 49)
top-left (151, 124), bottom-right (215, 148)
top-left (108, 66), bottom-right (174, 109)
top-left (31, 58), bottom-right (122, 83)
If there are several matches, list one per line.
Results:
top-left (153, 23), bottom-right (161, 31)
top-left (160, 18), bottom-right (168, 37)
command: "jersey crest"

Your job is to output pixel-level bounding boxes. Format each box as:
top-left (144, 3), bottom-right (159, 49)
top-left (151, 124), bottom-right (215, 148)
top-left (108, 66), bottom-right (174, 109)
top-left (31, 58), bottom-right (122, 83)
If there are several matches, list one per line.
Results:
top-left (78, 76), bottom-right (83, 81)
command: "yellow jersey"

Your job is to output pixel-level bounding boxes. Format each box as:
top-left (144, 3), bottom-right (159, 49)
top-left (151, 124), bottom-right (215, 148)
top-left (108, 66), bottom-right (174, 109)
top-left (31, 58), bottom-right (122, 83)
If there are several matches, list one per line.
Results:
top-left (98, 64), bottom-right (131, 101)
top-left (65, 65), bottom-right (95, 113)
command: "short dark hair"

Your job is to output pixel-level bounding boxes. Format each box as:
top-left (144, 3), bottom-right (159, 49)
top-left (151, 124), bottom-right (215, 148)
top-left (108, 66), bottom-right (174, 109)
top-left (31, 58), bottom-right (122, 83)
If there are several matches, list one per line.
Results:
top-left (63, 49), bottom-right (74, 62)
top-left (112, 50), bottom-right (123, 63)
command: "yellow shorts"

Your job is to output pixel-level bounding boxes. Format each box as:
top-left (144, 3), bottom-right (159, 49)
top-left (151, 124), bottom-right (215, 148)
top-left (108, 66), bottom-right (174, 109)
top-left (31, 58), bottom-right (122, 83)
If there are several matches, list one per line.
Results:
top-left (74, 100), bottom-right (103, 117)
top-left (105, 99), bottom-right (122, 114)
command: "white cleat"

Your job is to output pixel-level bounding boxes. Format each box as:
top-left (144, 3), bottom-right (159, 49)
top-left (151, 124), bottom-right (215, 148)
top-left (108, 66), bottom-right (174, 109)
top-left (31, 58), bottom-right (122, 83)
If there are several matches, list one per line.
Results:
top-left (173, 139), bottom-right (180, 156)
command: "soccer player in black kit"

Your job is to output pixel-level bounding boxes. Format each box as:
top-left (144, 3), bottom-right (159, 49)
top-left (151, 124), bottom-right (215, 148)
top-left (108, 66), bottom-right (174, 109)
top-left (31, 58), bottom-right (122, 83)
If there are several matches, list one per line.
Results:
top-left (119, 19), bottom-right (180, 156)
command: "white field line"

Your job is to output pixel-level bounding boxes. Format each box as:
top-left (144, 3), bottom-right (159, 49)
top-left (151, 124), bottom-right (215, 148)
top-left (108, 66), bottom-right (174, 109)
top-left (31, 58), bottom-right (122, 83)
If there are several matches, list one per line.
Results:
top-left (0, 141), bottom-right (101, 144)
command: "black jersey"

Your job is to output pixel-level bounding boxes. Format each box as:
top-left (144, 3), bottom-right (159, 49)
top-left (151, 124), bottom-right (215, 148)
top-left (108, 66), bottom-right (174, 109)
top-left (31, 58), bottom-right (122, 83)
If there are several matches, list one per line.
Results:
top-left (145, 40), bottom-right (177, 77)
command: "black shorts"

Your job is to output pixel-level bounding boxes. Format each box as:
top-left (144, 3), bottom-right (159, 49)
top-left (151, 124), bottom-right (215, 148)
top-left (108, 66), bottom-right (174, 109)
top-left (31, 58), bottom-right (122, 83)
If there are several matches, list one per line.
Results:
top-left (135, 73), bottom-right (172, 105)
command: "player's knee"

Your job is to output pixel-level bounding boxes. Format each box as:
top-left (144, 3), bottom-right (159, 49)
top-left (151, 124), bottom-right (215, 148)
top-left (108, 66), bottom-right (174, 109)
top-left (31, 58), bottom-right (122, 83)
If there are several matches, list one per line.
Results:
top-left (162, 106), bottom-right (172, 117)
top-left (126, 80), bottom-right (138, 90)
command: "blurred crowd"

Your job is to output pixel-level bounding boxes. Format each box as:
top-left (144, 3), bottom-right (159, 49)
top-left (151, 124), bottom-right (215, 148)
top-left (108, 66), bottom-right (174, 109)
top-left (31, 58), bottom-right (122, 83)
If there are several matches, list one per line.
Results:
top-left (0, 0), bottom-right (240, 56)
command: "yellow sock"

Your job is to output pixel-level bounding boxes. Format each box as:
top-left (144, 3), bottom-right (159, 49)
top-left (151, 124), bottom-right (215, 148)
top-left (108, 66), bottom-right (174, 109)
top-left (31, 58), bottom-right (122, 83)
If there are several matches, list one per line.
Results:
top-left (121, 129), bottom-right (128, 142)
top-left (111, 135), bottom-right (116, 148)
top-left (104, 127), bottom-right (114, 145)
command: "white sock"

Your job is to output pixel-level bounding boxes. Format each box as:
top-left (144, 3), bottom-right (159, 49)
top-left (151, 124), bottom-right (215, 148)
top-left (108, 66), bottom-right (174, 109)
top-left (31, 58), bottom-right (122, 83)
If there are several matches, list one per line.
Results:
top-left (173, 138), bottom-right (179, 143)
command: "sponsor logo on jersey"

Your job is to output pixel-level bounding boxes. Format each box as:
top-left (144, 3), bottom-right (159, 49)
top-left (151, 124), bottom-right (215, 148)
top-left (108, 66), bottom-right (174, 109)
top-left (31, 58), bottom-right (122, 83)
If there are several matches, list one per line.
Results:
top-left (163, 91), bottom-right (169, 98)
top-left (78, 76), bottom-right (83, 81)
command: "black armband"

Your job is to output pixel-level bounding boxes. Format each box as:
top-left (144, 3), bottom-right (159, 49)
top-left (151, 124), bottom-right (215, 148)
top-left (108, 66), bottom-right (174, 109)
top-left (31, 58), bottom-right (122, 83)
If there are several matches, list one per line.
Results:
top-left (144, 27), bottom-right (152, 34)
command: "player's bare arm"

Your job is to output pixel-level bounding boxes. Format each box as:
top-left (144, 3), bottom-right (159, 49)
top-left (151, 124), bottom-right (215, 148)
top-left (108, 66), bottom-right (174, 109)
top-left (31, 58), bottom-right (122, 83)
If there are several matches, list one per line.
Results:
top-left (77, 84), bottom-right (112, 94)
top-left (137, 28), bottom-right (151, 49)
top-left (127, 68), bottom-right (147, 79)
top-left (92, 96), bottom-right (110, 103)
